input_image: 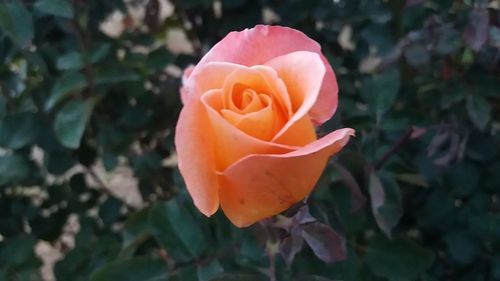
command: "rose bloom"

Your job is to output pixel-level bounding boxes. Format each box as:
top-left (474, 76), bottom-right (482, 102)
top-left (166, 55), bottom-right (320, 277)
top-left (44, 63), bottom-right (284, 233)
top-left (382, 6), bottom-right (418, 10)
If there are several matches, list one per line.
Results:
top-left (175, 25), bottom-right (354, 227)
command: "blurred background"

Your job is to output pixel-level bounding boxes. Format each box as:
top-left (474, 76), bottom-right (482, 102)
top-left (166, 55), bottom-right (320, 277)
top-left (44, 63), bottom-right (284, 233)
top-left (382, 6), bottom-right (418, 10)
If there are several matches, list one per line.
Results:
top-left (0, 0), bottom-right (499, 280)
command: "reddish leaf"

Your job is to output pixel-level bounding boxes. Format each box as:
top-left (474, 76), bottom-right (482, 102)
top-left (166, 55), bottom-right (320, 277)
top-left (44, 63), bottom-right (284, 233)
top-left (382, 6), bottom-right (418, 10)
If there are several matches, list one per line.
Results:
top-left (332, 163), bottom-right (366, 211)
top-left (301, 222), bottom-right (346, 263)
top-left (463, 5), bottom-right (489, 51)
top-left (368, 173), bottom-right (403, 238)
top-left (279, 231), bottom-right (304, 265)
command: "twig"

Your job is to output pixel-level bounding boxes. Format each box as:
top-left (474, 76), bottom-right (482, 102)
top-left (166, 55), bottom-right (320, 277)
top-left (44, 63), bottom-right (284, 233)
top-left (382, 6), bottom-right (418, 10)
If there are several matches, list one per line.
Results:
top-left (268, 250), bottom-right (276, 281)
top-left (373, 127), bottom-right (414, 169)
top-left (72, 0), bottom-right (96, 95)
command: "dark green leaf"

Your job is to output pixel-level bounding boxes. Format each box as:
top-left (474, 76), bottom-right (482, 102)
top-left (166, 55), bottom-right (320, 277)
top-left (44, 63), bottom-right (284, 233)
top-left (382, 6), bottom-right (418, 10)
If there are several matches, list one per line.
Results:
top-left (492, 256), bottom-right (500, 279)
top-left (149, 200), bottom-right (207, 262)
top-left (209, 274), bottom-right (264, 281)
top-left (34, 0), bottom-right (74, 18)
top-left (90, 256), bottom-right (168, 281)
top-left (56, 51), bottom-right (83, 70)
top-left (444, 231), bottom-right (480, 264)
top-left (446, 163), bottom-right (479, 197)
top-left (95, 67), bottom-right (140, 84)
top-left (296, 276), bottom-right (336, 281)
top-left (45, 72), bottom-right (87, 111)
top-left (366, 235), bottom-right (434, 281)
top-left (0, 154), bottom-right (34, 185)
top-left (0, 234), bottom-right (38, 267)
top-left (404, 44), bottom-right (430, 66)
top-left (54, 99), bottom-right (93, 149)
top-left (197, 260), bottom-right (224, 281)
top-left (466, 95), bottom-right (491, 131)
top-left (361, 68), bottom-right (400, 115)
top-left (0, 1), bottom-right (33, 48)
top-left (0, 112), bottom-right (39, 149)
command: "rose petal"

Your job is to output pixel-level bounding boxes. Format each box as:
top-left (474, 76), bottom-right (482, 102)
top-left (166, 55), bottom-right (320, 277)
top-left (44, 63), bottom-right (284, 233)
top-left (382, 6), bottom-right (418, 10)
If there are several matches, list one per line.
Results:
top-left (201, 90), bottom-right (295, 171)
top-left (189, 25), bottom-right (338, 123)
top-left (218, 128), bottom-right (355, 227)
top-left (221, 95), bottom-right (277, 141)
top-left (175, 100), bottom-right (219, 216)
top-left (183, 62), bottom-right (241, 103)
top-left (265, 51), bottom-right (325, 146)
top-left (220, 65), bottom-right (292, 121)
top-left (180, 65), bottom-right (195, 104)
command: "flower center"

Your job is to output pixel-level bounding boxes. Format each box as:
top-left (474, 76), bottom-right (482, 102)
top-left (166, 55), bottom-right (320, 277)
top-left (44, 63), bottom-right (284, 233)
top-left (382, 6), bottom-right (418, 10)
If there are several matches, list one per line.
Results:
top-left (230, 83), bottom-right (270, 114)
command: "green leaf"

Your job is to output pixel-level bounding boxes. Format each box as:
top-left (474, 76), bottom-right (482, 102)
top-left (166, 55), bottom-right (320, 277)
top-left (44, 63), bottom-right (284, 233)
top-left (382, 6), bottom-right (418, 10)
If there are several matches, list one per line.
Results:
top-left (56, 51), bottom-right (83, 70)
top-left (209, 274), bottom-right (264, 281)
top-left (149, 200), bottom-right (207, 262)
top-left (466, 95), bottom-right (491, 131)
top-left (146, 48), bottom-right (175, 71)
top-left (45, 72), bottom-right (87, 111)
top-left (34, 0), bottom-right (74, 18)
top-left (95, 67), bottom-right (140, 84)
top-left (90, 256), bottom-right (168, 281)
top-left (444, 231), bottom-right (480, 264)
top-left (361, 68), bottom-right (400, 115)
top-left (0, 96), bottom-right (7, 120)
top-left (446, 163), bottom-right (479, 197)
top-left (0, 154), bottom-right (34, 185)
top-left (404, 44), bottom-right (430, 66)
top-left (492, 256), bottom-right (500, 279)
top-left (366, 235), bottom-right (434, 281)
top-left (0, 234), bottom-right (38, 267)
top-left (0, 112), bottom-right (39, 149)
top-left (99, 197), bottom-right (123, 225)
top-left (0, 1), bottom-right (34, 48)
top-left (296, 276), bottom-right (337, 281)
top-left (54, 99), bottom-right (93, 149)
top-left (89, 43), bottom-right (111, 64)
top-left (197, 260), bottom-right (224, 281)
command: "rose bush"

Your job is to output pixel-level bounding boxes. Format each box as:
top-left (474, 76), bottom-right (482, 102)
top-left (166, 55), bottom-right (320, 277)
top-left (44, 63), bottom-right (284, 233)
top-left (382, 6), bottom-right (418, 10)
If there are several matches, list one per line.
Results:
top-left (175, 25), bottom-right (354, 227)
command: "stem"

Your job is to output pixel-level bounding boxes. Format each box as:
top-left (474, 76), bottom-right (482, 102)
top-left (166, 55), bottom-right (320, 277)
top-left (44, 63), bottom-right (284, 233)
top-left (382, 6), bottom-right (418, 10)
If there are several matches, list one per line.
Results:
top-left (72, 0), bottom-right (96, 95)
top-left (373, 127), bottom-right (414, 169)
top-left (268, 251), bottom-right (276, 281)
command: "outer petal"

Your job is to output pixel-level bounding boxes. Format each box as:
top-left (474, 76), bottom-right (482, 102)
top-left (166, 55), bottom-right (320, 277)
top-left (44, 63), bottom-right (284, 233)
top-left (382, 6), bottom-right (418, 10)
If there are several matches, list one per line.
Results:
top-left (183, 62), bottom-right (241, 103)
top-left (175, 100), bottom-right (219, 216)
top-left (189, 25), bottom-right (338, 124)
top-left (218, 128), bottom-right (355, 227)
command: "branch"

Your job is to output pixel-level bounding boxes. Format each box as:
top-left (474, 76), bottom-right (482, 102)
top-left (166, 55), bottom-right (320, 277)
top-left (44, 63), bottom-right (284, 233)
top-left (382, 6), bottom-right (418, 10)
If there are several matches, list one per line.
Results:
top-left (72, 0), bottom-right (96, 95)
top-left (373, 127), bottom-right (414, 169)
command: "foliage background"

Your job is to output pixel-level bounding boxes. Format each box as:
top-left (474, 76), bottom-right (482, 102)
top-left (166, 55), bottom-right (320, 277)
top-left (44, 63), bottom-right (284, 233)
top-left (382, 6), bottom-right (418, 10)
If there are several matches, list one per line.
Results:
top-left (0, 0), bottom-right (499, 280)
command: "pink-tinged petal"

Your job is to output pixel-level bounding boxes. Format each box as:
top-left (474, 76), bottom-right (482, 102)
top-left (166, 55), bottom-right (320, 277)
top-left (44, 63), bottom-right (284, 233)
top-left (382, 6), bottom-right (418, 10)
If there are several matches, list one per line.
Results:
top-left (201, 90), bottom-right (295, 171)
top-left (175, 100), bottom-right (219, 216)
top-left (218, 128), bottom-right (355, 227)
top-left (180, 65), bottom-right (195, 104)
top-left (265, 51), bottom-right (323, 146)
top-left (183, 62), bottom-right (240, 103)
top-left (189, 25), bottom-right (338, 123)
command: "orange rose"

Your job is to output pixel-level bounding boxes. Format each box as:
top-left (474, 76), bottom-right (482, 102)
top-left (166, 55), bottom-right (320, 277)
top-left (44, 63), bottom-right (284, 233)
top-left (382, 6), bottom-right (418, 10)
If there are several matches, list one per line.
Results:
top-left (175, 25), bottom-right (354, 227)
